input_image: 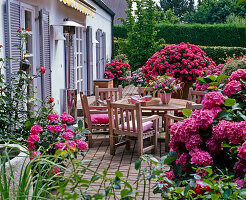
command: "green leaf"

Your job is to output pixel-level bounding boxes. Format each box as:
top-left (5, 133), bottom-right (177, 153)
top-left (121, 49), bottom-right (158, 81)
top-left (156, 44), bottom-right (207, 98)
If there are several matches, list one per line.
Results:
top-left (190, 180), bottom-right (197, 188)
top-left (150, 157), bottom-right (159, 165)
top-left (182, 185), bottom-right (190, 196)
top-left (209, 82), bottom-right (220, 86)
top-left (196, 77), bottom-right (206, 84)
top-left (115, 171), bottom-right (123, 178)
top-left (93, 193), bottom-right (103, 199)
top-left (164, 151), bottom-right (178, 165)
top-left (183, 109), bottom-right (192, 117)
top-left (135, 158), bottom-right (141, 170)
top-left (121, 189), bottom-right (130, 197)
top-left (223, 189), bottom-right (232, 199)
top-left (211, 194), bottom-right (220, 200)
top-left (91, 175), bottom-right (102, 182)
top-left (78, 119), bottom-right (83, 129)
top-left (224, 98), bottom-right (236, 107)
top-left (206, 75), bottom-right (217, 82)
top-left (217, 74), bottom-right (228, 82)
top-left (237, 111), bottom-right (246, 121)
top-left (173, 165), bottom-right (182, 176)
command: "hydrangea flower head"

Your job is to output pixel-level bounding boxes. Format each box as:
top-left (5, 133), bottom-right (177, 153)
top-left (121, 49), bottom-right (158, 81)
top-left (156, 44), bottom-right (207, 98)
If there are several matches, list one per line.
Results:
top-left (30, 125), bottom-right (43, 135)
top-left (223, 80), bottom-right (241, 97)
top-left (202, 92), bottom-right (225, 109)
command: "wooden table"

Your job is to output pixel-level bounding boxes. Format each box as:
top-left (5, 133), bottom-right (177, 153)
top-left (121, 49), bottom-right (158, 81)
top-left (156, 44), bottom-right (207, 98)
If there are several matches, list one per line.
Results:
top-left (115, 98), bottom-right (188, 111)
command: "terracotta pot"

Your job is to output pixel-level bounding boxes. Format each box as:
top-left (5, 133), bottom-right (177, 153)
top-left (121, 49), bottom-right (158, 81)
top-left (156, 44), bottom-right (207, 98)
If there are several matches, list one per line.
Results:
top-left (160, 93), bottom-right (171, 104)
top-left (172, 82), bottom-right (193, 100)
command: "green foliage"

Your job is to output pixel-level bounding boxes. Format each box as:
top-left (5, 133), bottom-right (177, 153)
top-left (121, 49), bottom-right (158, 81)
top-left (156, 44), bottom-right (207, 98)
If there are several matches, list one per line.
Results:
top-left (155, 8), bottom-right (180, 24)
top-left (184, 0), bottom-right (246, 24)
top-left (226, 13), bottom-right (246, 26)
top-left (113, 54), bottom-right (129, 63)
top-left (114, 24), bottom-right (246, 47)
top-left (222, 55), bottom-right (246, 76)
top-left (159, 0), bottom-right (195, 19)
top-left (121, 0), bottom-right (157, 70)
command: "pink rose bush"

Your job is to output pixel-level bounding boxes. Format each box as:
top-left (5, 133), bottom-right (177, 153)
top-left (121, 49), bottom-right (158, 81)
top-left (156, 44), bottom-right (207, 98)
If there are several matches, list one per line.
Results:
top-left (142, 42), bottom-right (219, 83)
top-left (104, 59), bottom-right (130, 87)
top-left (27, 113), bottom-right (88, 164)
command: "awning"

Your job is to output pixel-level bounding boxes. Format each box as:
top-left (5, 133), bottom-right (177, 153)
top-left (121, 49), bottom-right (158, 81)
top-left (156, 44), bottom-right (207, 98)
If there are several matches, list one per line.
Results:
top-left (59, 0), bottom-right (96, 18)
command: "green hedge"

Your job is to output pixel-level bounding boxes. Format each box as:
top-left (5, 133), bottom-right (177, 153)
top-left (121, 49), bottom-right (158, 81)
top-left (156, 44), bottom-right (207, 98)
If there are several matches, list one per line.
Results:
top-left (114, 24), bottom-right (246, 47)
top-left (114, 39), bottom-right (246, 65)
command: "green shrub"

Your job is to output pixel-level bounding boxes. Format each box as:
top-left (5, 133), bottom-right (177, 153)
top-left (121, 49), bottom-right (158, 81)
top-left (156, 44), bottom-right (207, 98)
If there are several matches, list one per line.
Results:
top-left (114, 24), bottom-right (246, 47)
top-left (222, 55), bottom-right (246, 76)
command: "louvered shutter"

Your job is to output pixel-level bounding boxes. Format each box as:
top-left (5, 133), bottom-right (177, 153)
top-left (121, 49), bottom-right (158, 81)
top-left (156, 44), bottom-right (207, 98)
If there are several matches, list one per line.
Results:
top-left (102, 32), bottom-right (106, 77)
top-left (39, 9), bottom-right (51, 100)
top-left (86, 26), bottom-right (93, 95)
top-left (70, 36), bottom-right (75, 89)
top-left (5, 0), bottom-right (21, 82)
top-left (96, 30), bottom-right (100, 79)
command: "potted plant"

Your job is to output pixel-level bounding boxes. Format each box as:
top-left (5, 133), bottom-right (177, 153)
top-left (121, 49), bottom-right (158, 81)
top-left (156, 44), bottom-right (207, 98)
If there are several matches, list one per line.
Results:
top-left (149, 76), bottom-right (180, 104)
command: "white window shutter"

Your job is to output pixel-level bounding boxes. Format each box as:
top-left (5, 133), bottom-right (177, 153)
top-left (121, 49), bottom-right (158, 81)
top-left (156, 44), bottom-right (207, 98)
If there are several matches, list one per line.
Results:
top-left (102, 32), bottom-right (106, 76)
top-left (86, 26), bottom-right (93, 95)
top-left (70, 37), bottom-right (75, 89)
top-left (5, 0), bottom-right (21, 82)
top-left (39, 9), bottom-right (51, 100)
top-left (96, 30), bottom-right (101, 79)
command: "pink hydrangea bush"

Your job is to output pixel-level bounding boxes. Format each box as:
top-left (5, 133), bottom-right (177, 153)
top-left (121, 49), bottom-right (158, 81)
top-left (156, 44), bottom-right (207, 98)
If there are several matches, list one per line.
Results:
top-left (27, 113), bottom-right (88, 163)
top-left (164, 70), bottom-right (246, 187)
top-left (142, 42), bottom-right (219, 83)
top-left (104, 59), bottom-right (130, 87)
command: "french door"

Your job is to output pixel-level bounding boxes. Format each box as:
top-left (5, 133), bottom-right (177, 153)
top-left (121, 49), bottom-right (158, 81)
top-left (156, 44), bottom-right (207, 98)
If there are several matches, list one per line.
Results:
top-left (75, 27), bottom-right (87, 93)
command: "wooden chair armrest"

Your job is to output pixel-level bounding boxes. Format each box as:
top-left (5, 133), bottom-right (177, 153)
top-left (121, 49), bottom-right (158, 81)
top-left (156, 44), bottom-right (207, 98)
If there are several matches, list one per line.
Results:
top-left (164, 113), bottom-right (183, 122)
top-left (89, 106), bottom-right (108, 110)
top-left (97, 99), bottom-right (107, 106)
top-left (142, 115), bottom-right (159, 123)
top-left (89, 110), bottom-right (108, 114)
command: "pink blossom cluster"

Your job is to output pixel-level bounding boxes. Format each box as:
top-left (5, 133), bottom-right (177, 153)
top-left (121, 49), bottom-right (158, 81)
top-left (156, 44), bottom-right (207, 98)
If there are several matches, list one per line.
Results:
top-left (176, 153), bottom-right (190, 171)
top-left (142, 42), bottom-right (217, 83)
top-left (228, 69), bottom-right (246, 82)
top-left (54, 139), bottom-right (88, 151)
top-left (104, 59), bottom-right (130, 83)
top-left (190, 150), bottom-right (213, 166)
top-left (60, 113), bottom-right (74, 123)
top-left (47, 113), bottom-right (59, 123)
top-left (223, 69), bottom-right (246, 97)
top-left (223, 80), bottom-right (241, 97)
top-left (195, 81), bottom-right (209, 91)
top-left (212, 120), bottom-right (246, 144)
top-left (47, 125), bottom-right (63, 133)
top-left (238, 141), bottom-right (246, 160)
top-left (30, 151), bottom-right (41, 160)
top-left (201, 92), bottom-right (225, 109)
top-left (27, 125), bottom-right (42, 151)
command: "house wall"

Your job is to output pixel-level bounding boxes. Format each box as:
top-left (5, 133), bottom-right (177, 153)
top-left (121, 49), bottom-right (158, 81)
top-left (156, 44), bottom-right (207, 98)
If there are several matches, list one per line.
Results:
top-left (86, 0), bottom-right (113, 80)
top-left (0, 0), bottom-right (113, 114)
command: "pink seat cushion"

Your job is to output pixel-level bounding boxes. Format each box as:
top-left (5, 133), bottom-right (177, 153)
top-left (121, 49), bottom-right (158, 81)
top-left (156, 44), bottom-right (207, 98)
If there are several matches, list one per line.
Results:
top-left (120, 121), bottom-right (153, 132)
top-left (91, 114), bottom-right (109, 124)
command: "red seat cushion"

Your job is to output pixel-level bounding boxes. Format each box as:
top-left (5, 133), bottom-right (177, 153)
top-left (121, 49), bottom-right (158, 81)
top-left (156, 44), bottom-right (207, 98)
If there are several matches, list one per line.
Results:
top-left (91, 114), bottom-right (109, 124)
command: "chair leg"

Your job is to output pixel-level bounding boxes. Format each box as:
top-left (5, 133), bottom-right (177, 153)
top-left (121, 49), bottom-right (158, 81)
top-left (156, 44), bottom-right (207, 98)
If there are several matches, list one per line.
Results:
top-left (165, 118), bottom-right (170, 152)
top-left (110, 132), bottom-right (116, 155)
top-left (88, 132), bottom-right (93, 148)
top-left (137, 136), bottom-right (143, 157)
top-left (126, 136), bottom-right (130, 150)
top-left (152, 120), bottom-right (158, 154)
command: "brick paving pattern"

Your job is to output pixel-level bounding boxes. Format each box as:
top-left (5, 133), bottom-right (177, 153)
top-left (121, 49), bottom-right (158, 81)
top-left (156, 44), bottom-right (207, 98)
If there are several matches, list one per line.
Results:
top-left (81, 136), bottom-right (167, 199)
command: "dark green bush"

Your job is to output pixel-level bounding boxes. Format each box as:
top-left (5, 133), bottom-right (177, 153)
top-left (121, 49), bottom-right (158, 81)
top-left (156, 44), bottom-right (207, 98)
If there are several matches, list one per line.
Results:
top-left (114, 24), bottom-right (246, 47)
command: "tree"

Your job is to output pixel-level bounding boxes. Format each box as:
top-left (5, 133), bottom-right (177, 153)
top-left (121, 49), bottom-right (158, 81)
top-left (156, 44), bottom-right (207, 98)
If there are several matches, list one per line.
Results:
top-left (155, 8), bottom-right (180, 24)
top-left (121, 0), bottom-right (157, 70)
top-left (184, 0), bottom-right (246, 24)
top-left (159, 0), bottom-right (195, 19)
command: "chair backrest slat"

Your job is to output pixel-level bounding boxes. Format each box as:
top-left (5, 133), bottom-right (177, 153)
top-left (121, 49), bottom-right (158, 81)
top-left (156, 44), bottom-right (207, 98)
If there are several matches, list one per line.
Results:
top-left (108, 101), bottom-right (143, 134)
top-left (188, 88), bottom-right (206, 104)
top-left (95, 85), bottom-right (123, 106)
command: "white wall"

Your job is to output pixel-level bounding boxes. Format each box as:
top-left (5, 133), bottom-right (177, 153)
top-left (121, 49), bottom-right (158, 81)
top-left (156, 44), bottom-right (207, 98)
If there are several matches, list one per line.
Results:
top-left (0, 0), bottom-right (113, 114)
top-left (86, 0), bottom-right (113, 80)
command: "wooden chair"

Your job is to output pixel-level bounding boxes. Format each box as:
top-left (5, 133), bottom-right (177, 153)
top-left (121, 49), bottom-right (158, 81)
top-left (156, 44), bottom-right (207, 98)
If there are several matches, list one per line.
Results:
top-left (188, 88), bottom-right (206, 104)
top-left (107, 100), bottom-right (159, 156)
top-left (164, 101), bottom-right (203, 152)
top-left (95, 85), bottom-right (123, 106)
top-left (80, 92), bottom-right (110, 147)
top-left (137, 86), bottom-right (160, 97)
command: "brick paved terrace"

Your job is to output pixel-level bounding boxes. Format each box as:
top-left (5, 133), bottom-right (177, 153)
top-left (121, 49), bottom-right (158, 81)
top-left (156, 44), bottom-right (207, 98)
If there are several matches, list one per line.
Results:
top-left (77, 85), bottom-right (168, 199)
top-left (81, 136), bottom-right (167, 199)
